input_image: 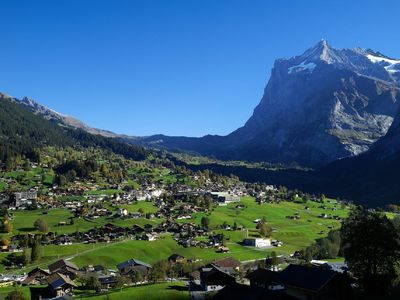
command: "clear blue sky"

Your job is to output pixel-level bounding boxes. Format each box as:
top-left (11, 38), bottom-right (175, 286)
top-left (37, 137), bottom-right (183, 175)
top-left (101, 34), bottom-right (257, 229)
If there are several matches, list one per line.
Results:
top-left (1, 0), bottom-right (399, 137)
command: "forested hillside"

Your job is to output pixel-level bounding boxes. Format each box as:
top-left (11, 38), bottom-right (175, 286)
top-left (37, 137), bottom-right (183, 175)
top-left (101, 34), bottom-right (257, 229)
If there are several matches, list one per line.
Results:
top-left (0, 94), bottom-right (148, 166)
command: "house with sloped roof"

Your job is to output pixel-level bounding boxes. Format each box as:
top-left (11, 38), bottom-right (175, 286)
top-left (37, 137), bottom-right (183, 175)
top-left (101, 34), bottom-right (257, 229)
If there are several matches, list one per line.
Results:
top-left (47, 273), bottom-right (77, 298)
top-left (275, 264), bottom-right (352, 300)
top-left (199, 264), bottom-right (236, 292)
top-left (212, 257), bottom-right (241, 270)
top-left (48, 259), bottom-right (79, 279)
top-left (117, 259), bottom-right (152, 278)
top-left (21, 267), bottom-right (50, 285)
top-left (98, 275), bottom-right (118, 291)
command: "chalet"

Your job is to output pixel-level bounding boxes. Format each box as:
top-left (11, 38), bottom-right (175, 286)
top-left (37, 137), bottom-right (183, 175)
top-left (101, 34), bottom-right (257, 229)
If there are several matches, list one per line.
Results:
top-left (117, 259), bottom-right (152, 278)
top-left (56, 235), bottom-right (73, 245)
top-left (98, 275), bottom-right (118, 291)
top-left (246, 268), bottom-right (281, 289)
top-left (141, 232), bottom-right (158, 241)
top-left (48, 259), bottom-right (79, 279)
top-left (275, 264), bottom-right (352, 300)
top-left (132, 224), bottom-right (145, 234)
top-left (243, 238), bottom-right (271, 248)
top-left (47, 273), bottom-right (77, 298)
top-left (81, 265), bottom-right (105, 274)
top-left (21, 267), bottom-right (50, 285)
top-left (116, 208), bottom-right (128, 217)
top-left (199, 264), bottom-right (236, 292)
top-left (103, 223), bottom-right (125, 234)
top-left (212, 257), bottom-right (241, 271)
top-left (130, 212), bottom-right (141, 218)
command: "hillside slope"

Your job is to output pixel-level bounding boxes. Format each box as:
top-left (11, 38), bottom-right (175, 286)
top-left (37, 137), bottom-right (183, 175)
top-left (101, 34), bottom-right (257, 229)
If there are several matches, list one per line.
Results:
top-left (0, 93), bottom-right (148, 163)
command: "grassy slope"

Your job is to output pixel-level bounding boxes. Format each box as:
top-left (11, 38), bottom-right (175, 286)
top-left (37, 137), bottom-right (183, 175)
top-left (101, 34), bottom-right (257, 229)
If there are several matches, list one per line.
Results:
top-left (70, 197), bottom-right (348, 268)
top-left (74, 282), bottom-right (189, 300)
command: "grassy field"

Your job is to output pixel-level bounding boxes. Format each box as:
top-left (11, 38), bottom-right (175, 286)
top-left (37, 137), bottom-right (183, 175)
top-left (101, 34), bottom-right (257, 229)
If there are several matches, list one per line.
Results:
top-left (1, 283), bottom-right (190, 300)
top-left (74, 282), bottom-right (189, 300)
top-left (190, 197), bottom-right (348, 253)
top-left (1, 197), bottom-right (349, 275)
top-left (0, 286), bottom-right (31, 299)
top-left (1, 167), bottom-right (55, 191)
top-left (119, 201), bottom-right (159, 214)
top-left (5, 204), bottom-right (163, 238)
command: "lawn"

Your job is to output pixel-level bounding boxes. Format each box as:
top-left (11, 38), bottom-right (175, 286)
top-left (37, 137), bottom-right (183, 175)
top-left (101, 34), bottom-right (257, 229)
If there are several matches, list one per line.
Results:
top-left (69, 233), bottom-right (271, 269)
top-left (70, 195), bottom-right (349, 269)
top-left (74, 282), bottom-right (189, 300)
top-left (0, 286), bottom-right (31, 299)
top-left (119, 201), bottom-right (159, 214)
top-left (189, 197), bottom-right (348, 253)
top-left (5, 208), bottom-right (163, 238)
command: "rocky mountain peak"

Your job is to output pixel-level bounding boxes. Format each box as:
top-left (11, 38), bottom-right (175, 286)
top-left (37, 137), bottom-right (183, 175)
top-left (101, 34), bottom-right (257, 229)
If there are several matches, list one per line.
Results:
top-left (225, 41), bottom-right (400, 166)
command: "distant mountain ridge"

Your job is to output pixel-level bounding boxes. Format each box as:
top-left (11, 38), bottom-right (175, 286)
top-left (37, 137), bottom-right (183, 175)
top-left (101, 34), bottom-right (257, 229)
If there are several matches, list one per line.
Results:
top-left (17, 95), bottom-right (119, 138)
top-left (0, 93), bottom-right (148, 162)
top-left (134, 40), bottom-right (400, 167)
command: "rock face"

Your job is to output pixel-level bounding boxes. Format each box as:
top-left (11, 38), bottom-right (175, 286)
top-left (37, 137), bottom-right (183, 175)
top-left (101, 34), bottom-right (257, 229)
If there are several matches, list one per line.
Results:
top-left (315, 107), bottom-right (400, 206)
top-left (137, 40), bottom-right (400, 167)
top-left (227, 40), bottom-right (400, 167)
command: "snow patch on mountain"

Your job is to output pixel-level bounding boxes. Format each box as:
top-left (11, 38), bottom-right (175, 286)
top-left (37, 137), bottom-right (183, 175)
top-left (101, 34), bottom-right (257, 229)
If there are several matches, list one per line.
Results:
top-left (365, 54), bottom-right (400, 74)
top-left (288, 61), bottom-right (316, 74)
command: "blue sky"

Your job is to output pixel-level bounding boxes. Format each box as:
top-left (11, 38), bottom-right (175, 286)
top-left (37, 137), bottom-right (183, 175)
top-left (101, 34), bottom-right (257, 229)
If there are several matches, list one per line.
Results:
top-left (1, 0), bottom-right (399, 136)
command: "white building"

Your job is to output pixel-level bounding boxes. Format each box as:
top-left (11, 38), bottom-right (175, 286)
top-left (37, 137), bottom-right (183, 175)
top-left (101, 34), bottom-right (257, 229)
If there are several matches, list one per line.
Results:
top-left (243, 238), bottom-right (271, 248)
top-left (116, 208), bottom-right (128, 217)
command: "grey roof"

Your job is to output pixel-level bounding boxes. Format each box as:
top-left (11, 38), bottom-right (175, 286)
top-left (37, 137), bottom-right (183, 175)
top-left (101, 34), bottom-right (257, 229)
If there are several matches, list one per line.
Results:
top-left (48, 259), bottom-right (78, 273)
top-left (117, 259), bottom-right (151, 270)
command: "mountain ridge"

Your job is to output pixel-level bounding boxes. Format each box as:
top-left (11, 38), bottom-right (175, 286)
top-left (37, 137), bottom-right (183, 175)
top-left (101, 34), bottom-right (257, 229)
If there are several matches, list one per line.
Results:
top-left (133, 41), bottom-right (400, 167)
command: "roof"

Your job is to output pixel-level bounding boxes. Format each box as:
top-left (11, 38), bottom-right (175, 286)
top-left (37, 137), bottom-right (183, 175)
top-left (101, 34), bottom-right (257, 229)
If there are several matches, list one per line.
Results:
top-left (276, 264), bottom-right (338, 292)
top-left (246, 268), bottom-right (277, 283)
top-left (47, 273), bottom-right (77, 289)
top-left (48, 259), bottom-right (78, 273)
top-left (212, 283), bottom-right (296, 300)
top-left (27, 267), bottom-right (50, 277)
top-left (201, 265), bottom-right (236, 285)
top-left (99, 275), bottom-right (117, 285)
top-left (213, 257), bottom-right (241, 269)
top-left (117, 259), bottom-right (152, 270)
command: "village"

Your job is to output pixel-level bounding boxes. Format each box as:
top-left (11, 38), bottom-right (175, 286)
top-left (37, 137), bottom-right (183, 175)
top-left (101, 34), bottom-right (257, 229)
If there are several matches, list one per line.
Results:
top-left (0, 150), bottom-right (373, 300)
top-left (0, 157), bottom-right (355, 299)
top-left (0, 251), bottom-right (351, 300)
top-left (0, 176), bottom-right (286, 255)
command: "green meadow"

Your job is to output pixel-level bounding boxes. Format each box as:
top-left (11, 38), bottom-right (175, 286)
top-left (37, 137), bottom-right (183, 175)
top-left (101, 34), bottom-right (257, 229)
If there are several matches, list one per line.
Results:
top-left (1, 197), bottom-right (349, 275)
top-left (74, 282), bottom-right (189, 300)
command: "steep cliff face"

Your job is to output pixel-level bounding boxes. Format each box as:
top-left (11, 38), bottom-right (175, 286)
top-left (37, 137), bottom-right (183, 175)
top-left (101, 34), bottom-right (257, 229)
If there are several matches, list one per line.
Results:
top-left (313, 107), bottom-right (400, 207)
top-left (227, 40), bottom-right (400, 166)
top-left (136, 40), bottom-right (400, 167)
